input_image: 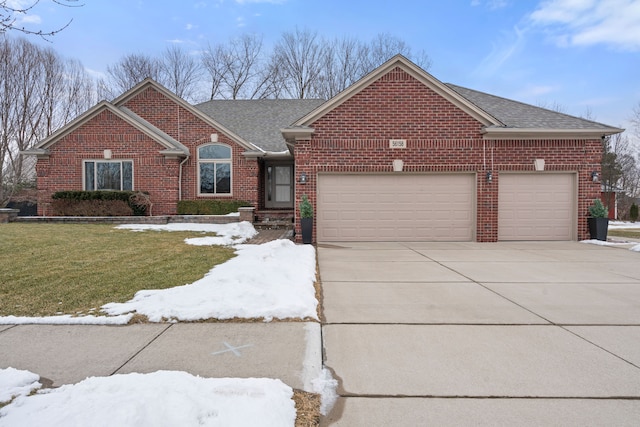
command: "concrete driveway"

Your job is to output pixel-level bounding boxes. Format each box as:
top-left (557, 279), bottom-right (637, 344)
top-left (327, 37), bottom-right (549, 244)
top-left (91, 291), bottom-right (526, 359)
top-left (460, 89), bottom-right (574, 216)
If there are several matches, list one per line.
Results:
top-left (319, 241), bottom-right (640, 426)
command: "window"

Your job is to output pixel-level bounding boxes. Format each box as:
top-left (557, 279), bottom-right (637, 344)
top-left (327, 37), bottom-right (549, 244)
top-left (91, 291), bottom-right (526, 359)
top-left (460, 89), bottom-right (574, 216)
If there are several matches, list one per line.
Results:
top-left (84, 160), bottom-right (133, 191)
top-left (198, 144), bottom-right (231, 195)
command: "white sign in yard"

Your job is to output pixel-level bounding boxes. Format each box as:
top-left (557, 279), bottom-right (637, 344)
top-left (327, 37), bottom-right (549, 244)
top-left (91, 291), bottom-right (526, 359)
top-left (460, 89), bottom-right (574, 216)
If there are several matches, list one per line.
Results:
top-left (389, 139), bottom-right (407, 149)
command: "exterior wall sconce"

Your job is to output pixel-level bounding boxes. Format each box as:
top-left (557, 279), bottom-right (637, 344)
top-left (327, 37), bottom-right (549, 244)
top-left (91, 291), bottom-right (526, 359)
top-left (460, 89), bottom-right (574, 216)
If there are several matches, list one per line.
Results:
top-left (299, 172), bottom-right (308, 184)
top-left (103, 149), bottom-right (112, 159)
top-left (392, 159), bottom-right (404, 172)
top-left (486, 171), bottom-right (493, 183)
top-left (591, 171), bottom-right (599, 183)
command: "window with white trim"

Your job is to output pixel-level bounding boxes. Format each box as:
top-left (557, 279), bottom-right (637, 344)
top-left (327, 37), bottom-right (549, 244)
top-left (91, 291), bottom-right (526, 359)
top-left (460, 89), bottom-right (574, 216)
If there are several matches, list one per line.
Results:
top-left (198, 144), bottom-right (231, 195)
top-left (84, 160), bottom-right (133, 191)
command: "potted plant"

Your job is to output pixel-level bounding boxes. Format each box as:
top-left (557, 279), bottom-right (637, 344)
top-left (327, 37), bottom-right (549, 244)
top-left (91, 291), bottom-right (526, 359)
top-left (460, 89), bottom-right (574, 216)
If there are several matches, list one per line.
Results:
top-left (299, 194), bottom-right (313, 244)
top-left (587, 198), bottom-right (609, 241)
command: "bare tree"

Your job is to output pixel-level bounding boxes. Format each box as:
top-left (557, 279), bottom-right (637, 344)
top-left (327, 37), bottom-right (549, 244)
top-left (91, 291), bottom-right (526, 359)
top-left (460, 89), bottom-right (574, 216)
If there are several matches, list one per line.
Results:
top-left (358, 33), bottom-right (432, 75)
top-left (272, 27), bottom-right (326, 99)
top-left (0, 0), bottom-right (81, 39)
top-left (1, 36), bottom-right (93, 206)
top-left (201, 43), bottom-right (226, 100)
top-left (222, 34), bottom-right (264, 99)
top-left (602, 132), bottom-right (640, 218)
top-left (313, 36), bottom-right (362, 99)
top-left (201, 34), bottom-right (270, 100)
top-left (631, 102), bottom-right (640, 140)
top-left (100, 53), bottom-right (161, 100)
top-left (160, 45), bottom-right (204, 103)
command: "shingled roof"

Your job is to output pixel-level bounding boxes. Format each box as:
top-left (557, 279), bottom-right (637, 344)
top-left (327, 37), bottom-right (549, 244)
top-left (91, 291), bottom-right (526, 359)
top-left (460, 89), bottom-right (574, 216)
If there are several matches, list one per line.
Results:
top-left (195, 99), bottom-right (325, 152)
top-left (446, 83), bottom-right (620, 131)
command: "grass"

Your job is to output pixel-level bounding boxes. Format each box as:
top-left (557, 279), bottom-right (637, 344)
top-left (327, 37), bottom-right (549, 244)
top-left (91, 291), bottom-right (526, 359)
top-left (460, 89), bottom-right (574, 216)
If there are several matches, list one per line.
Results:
top-left (608, 228), bottom-right (640, 239)
top-left (0, 223), bottom-right (235, 317)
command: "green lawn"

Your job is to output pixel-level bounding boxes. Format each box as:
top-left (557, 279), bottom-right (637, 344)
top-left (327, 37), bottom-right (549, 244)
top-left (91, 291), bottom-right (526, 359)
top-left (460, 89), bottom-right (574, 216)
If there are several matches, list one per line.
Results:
top-left (0, 224), bottom-right (235, 317)
top-left (608, 228), bottom-right (640, 240)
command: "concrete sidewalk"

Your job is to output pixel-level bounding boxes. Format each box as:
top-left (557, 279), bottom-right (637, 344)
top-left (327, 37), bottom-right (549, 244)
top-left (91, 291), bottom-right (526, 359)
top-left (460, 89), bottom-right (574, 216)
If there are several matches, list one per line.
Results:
top-left (319, 241), bottom-right (640, 426)
top-left (0, 322), bottom-right (322, 392)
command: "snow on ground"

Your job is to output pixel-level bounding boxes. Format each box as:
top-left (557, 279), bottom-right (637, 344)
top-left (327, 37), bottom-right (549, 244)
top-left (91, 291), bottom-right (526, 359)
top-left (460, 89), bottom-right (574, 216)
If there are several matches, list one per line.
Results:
top-left (0, 368), bottom-right (41, 404)
top-left (581, 221), bottom-right (640, 252)
top-left (0, 313), bottom-right (133, 325)
top-left (608, 221), bottom-right (640, 229)
top-left (116, 220), bottom-right (258, 245)
top-left (0, 370), bottom-right (297, 427)
top-left (103, 238), bottom-right (318, 322)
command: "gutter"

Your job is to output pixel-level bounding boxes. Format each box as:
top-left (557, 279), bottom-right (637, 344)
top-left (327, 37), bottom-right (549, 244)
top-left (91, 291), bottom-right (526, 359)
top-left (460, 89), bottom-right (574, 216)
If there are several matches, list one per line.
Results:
top-left (178, 155), bottom-right (190, 201)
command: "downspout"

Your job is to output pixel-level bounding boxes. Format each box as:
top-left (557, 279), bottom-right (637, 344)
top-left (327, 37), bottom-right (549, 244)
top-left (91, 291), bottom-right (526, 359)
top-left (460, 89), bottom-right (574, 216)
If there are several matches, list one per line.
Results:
top-left (178, 155), bottom-right (190, 201)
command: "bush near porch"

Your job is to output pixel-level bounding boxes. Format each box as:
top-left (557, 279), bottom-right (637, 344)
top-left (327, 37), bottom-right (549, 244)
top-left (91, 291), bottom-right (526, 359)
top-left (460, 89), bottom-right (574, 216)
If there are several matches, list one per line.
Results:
top-left (177, 200), bottom-right (252, 215)
top-left (51, 191), bottom-right (150, 216)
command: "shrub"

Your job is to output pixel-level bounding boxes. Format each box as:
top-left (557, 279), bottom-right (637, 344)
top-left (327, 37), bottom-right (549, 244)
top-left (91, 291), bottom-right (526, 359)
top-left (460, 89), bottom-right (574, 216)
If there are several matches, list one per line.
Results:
top-left (51, 199), bottom-right (133, 216)
top-left (299, 195), bottom-right (313, 218)
top-left (177, 200), bottom-right (252, 215)
top-left (51, 191), bottom-right (149, 216)
top-left (631, 203), bottom-right (639, 222)
top-left (588, 198), bottom-right (608, 218)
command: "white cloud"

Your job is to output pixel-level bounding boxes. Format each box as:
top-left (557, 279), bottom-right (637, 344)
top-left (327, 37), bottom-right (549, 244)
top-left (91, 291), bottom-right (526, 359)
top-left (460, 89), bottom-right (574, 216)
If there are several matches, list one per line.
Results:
top-left (236, 16), bottom-right (246, 27)
top-left (474, 25), bottom-right (527, 77)
top-left (530, 0), bottom-right (640, 50)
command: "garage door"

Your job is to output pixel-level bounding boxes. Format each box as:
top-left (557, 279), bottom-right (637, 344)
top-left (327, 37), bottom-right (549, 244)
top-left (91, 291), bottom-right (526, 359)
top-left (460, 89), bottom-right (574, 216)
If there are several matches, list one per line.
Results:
top-left (317, 174), bottom-right (475, 242)
top-left (498, 173), bottom-right (575, 241)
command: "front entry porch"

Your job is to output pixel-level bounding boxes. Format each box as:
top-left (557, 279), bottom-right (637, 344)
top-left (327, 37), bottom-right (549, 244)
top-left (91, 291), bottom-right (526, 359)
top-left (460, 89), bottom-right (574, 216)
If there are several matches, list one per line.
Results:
top-left (255, 159), bottom-right (295, 229)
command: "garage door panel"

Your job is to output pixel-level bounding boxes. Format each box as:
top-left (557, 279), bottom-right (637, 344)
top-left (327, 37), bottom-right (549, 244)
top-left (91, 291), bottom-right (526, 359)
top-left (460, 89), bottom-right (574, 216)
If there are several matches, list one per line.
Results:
top-left (499, 173), bottom-right (575, 241)
top-left (317, 174), bottom-right (475, 242)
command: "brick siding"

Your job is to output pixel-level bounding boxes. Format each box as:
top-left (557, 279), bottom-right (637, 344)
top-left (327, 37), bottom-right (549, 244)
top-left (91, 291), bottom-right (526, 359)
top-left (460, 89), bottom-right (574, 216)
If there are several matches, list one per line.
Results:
top-left (36, 86), bottom-right (259, 216)
top-left (293, 67), bottom-right (602, 243)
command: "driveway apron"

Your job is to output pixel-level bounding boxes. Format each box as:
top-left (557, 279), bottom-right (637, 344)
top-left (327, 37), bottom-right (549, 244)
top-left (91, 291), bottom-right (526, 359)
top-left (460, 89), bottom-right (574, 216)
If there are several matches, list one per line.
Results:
top-left (319, 241), bottom-right (640, 426)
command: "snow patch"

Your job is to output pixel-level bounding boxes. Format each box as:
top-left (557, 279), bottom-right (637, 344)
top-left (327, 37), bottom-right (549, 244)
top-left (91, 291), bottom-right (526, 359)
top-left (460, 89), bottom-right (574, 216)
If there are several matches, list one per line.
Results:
top-left (0, 368), bottom-right (41, 403)
top-left (311, 368), bottom-right (339, 416)
top-left (116, 221), bottom-right (257, 246)
top-left (102, 239), bottom-right (318, 322)
top-left (0, 371), bottom-right (296, 427)
top-left (0, 314), bottom-right (133, 326)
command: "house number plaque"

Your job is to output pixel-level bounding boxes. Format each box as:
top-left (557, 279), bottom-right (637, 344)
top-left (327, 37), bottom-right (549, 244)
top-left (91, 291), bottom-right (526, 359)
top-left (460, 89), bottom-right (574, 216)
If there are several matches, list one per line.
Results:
top-left (389, 139), bottom-right (407, 149)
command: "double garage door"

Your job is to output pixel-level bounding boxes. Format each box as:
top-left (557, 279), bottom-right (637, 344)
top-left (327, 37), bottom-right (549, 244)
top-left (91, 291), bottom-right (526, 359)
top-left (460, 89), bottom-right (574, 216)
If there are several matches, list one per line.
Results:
top-left (317, 174), bottom-right (475, 242)
top-left (316, 173), bottom-right (575, 242)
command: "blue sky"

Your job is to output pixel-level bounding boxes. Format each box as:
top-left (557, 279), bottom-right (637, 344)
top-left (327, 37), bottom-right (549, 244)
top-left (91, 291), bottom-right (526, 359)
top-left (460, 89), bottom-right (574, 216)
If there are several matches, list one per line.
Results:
top-left (15, 0), bottom-right (640, 137)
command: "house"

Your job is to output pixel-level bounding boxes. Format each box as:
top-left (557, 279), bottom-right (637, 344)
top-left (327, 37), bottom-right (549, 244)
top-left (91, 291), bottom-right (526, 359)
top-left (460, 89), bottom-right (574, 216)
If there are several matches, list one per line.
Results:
top-left (23, 55), bottom-right (622, 243)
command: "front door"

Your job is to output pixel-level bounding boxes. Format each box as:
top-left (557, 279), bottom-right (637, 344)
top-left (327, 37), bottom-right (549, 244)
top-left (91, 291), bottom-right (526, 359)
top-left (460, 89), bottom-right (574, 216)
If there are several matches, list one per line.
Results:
top-left (265, 164), bottom-right (293, 208)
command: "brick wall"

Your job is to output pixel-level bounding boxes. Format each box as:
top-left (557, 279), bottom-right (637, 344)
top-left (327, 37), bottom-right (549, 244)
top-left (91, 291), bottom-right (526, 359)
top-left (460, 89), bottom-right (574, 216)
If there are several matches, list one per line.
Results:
top-left (36, 86), bottom-right (259, 215)
top-left (293, 67), bottom-right (602, 243)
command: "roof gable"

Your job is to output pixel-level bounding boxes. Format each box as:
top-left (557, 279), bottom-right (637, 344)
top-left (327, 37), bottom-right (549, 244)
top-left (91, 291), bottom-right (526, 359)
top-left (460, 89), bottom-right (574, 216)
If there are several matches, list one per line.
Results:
top-left (284, 55), bottom-right (623, 141)
top-left (291, 55), bottom-right (502, 129)
top-left (114, 79), bottom-right (263, 153)
top-left (24, 101), bottom-right (189, 158)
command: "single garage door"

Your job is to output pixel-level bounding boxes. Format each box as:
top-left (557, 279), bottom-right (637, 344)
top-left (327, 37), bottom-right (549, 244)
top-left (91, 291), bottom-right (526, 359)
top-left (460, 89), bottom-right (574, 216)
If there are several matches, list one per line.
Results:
top-left (499, 173), bottom-right (576, 241)
top-left (317, 173), bottom-right (475, 242)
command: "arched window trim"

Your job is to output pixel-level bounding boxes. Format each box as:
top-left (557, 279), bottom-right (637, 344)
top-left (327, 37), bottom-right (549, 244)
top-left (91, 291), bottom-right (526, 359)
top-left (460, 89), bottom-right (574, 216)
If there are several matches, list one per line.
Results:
top-left (197, 143), bottom-right (232, 196)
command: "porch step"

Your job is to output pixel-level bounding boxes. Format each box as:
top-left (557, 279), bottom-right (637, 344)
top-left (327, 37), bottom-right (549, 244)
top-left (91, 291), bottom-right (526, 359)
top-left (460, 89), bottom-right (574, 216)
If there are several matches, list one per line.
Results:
top-left (254, 219), bottom-right (294, 230)
top-left (253, 209), bottom-right (294, 230)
